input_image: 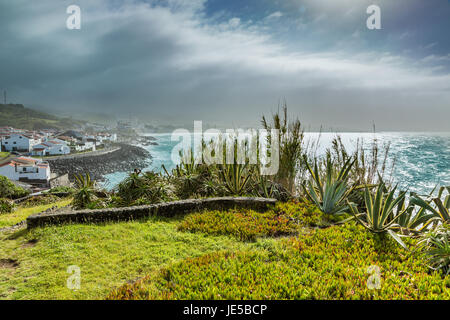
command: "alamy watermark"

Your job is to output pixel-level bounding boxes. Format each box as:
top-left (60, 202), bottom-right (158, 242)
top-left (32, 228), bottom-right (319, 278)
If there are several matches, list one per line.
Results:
top-left (367, 5), bottom-right (381, 30)
top-left (66, 4), bottom-right (382, 31)
top-left (66, 5), bottom-right (81, 30)
top-left (366, 265), bottom-right (381, 290)
top-left (171, 121), bottom-right (280, 176)
top-left (67, 265), bottom-right (81, 290)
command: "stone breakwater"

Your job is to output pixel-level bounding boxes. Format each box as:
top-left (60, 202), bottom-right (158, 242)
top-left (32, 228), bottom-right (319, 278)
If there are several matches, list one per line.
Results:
top-left (47, 144), bottom-right (151, 181)
top-left (26, 197), bottom-right (277, 228)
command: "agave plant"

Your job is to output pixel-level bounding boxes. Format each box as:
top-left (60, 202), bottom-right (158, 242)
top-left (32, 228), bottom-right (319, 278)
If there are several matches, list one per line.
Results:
top-left (218, 162), bottom-right (253, 196)
top-left (72, 173), bottom-right (97, 210)
top-left (410, 186), bottom-right (450, 223)
top-left (302, 155), bottom-right (357, 215)
top-left (418, 223), bottom-right (450, 275)
top-left (395, 189), bottom-right (440, 235)
top-left (348, 184), bottom-right (408, 248)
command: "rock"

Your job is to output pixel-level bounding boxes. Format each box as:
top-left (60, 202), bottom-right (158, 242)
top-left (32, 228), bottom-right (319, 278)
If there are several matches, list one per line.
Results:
top-left (47, 144), bottom-right (151, 181)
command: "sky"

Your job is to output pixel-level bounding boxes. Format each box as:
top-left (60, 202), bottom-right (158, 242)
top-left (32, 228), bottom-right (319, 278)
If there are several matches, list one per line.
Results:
top-left (1, 0), bottom-right (450, 131)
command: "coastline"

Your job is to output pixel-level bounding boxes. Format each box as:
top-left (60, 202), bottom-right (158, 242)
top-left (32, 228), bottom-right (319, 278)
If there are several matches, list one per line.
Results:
top-left (47, 143), bottom-right (152, 182)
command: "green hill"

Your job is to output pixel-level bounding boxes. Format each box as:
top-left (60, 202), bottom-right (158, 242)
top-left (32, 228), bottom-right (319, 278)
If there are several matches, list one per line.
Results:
top-left (0, 104), bottom-right (84, 130)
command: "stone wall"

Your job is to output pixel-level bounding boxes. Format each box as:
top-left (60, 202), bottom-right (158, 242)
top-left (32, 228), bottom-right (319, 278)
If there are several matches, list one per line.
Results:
top-left (26, 197), bottom-right (277, 228)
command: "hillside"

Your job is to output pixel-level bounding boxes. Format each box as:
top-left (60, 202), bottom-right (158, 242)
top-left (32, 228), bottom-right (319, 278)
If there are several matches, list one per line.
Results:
top-left (0, 104), bottom-right (84, 130)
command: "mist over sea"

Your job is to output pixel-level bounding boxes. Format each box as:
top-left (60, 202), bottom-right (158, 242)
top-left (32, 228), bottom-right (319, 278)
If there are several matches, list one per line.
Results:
top-left (102, 132), bottom-right (450, 194)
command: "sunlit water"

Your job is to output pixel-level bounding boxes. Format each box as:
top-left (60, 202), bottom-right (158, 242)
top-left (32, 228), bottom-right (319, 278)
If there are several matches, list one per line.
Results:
top-left (102, 132), bottom-right (450, 194)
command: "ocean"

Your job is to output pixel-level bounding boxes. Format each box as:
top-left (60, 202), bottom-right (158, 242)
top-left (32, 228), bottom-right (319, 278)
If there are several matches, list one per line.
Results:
top-left (102, 132), bottom-right (450, 195)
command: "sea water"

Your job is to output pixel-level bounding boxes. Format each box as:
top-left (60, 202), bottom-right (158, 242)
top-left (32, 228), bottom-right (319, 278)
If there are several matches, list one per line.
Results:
top-left (102, 132), bottom-right (450, 194)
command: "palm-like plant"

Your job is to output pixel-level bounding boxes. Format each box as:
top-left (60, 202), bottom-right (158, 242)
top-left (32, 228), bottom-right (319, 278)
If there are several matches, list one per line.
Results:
top-left (302, 155), bottom-right (357, 215)
top-left (410, 186), bottom-right (450, 223)
top-left (348, 184), bottom-right (408, 248)
top-left (72, 173), bottom-right (97, 209)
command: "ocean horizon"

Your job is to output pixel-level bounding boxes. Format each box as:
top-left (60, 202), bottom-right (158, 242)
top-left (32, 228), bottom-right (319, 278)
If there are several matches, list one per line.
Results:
top-left (102, 131), bottom-right (450, 194)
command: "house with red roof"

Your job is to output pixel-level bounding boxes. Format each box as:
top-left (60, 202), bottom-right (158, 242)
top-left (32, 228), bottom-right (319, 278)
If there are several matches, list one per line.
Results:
top-left (0, 156), bottom-right (50, 184)
top-left (31, 139), bottom-right (70, 156)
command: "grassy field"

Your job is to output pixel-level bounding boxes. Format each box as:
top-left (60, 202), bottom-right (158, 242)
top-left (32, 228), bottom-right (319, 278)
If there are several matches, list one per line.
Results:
top-left (0, 104), bottom-right (83, 130)
top-left (0, 152), bottom-right (10, 159)
top-left (0, 202), bottom-right (449, 300)
top-left (0, 199), bottom-right (72, 228)
top-left (0, 215), bottom-right (257, 299)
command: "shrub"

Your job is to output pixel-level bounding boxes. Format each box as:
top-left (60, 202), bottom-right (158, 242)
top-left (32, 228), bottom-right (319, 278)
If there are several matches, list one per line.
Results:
top-left (21, 194), bottom-right (60, 207)
top-left (116, 171), bottom-right (175, 206)
top-left (108, 223), bottom-right (449, 300)
top-left (0, 175), bottom-right (30, 199)
top-left (418, 223), bottom-right (450, 275)
top-left (261, 102), bottom-right (305, 194)
top-left (0, 198), bottom-right (15, 214)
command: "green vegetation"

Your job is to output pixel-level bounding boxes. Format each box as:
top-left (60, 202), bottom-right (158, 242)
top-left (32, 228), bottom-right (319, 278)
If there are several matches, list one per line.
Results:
top-left (108, 223), bottom-right (450, 300)
top-left (0, 198), bottom-right (71, 228)
top-left (46, 186), bottom-right (76, 194)
top-left (72, 173), bottom-right (102, 210)
top-left (178, 202), bottom-right (335, 242)
top-left (1, 197), bottom-right (449, 300)
top-left (0, 152), bottom-right (10, 159)
top-left (178, 209), bottom-right (296, 241)
top-left (302, 155), bottom-right (357, 215)
top-left (418, 223), bottom-right (450, 275)
top-left (1, 104), bottom-right (449, 300)
top-left (0, 104), bottom-right (83, 130)
top-left (0, 175), bottom-right (30, 200)
top-left (0, 199), bottom-right (15, 214)
top-left (0, 216), bottom-right (253, 299)
top-left (349, 184), bottom-right (409, 248)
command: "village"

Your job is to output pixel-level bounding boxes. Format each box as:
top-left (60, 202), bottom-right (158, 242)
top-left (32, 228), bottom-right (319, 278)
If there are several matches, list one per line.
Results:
top-left (0, 126), bottom-right (118, 192)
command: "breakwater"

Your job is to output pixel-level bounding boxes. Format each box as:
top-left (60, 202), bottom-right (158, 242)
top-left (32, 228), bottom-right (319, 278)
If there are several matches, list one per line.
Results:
top-left (48, 144), bottom-right (151, 181)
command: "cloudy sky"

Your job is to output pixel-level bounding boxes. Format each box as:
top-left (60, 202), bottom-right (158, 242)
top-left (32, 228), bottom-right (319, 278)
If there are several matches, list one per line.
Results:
top-left (1, 0), bottom-right (450, 131)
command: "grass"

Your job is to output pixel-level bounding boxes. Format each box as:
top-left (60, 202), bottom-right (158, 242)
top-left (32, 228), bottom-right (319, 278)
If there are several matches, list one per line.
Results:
top-left (0, 152), bottom-right (10, 159)
top-left (0, 216), bottom-right (255, 300)
top-left (0, 198), bottom-right (72, 228)
top-left (109, 223), bottom-right (450, 300)
top-left (1, 202), bottom-right (449, 300)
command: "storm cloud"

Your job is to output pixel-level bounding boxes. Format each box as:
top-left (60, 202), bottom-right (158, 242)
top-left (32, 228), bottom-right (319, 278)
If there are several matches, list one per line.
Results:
top-left (0, 0), bottom-right (449, 131)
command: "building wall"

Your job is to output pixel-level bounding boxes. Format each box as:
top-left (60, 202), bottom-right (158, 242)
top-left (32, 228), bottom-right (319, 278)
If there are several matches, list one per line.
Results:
top-left (1, 134), bottom-right (40, 152)
top-left (0, 164), bottom-right (50, 181)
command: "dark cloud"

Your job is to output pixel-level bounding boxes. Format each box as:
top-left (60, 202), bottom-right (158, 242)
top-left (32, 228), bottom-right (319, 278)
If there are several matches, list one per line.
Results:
top-left (0, 0), bottom-right (449, 131)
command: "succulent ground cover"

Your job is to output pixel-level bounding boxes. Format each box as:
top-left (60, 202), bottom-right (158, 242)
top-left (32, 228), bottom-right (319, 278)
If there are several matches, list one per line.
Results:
top-left (108, 223), bottom-right (450, 300)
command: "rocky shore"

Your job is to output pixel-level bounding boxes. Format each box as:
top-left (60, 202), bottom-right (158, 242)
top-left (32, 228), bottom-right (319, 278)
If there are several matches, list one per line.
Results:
top-left (48, 144), bottom-right (151, 181)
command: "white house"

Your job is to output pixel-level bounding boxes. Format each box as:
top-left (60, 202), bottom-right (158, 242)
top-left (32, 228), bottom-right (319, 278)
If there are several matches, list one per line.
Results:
top-left (75, 140), bottom-right (96, 152)
top-left (0, 157), bottom-right (51, 183)
top-left (31, 139), bottom-right (71, 156)
top-left (1, 134), bottom-right (41, 152)
top-left (96, 133), bottom-right (117, 144)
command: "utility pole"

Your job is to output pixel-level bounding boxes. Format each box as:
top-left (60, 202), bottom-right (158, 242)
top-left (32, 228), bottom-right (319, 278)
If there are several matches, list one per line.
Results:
top-left (3, 90), bottom-right (6, 104)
